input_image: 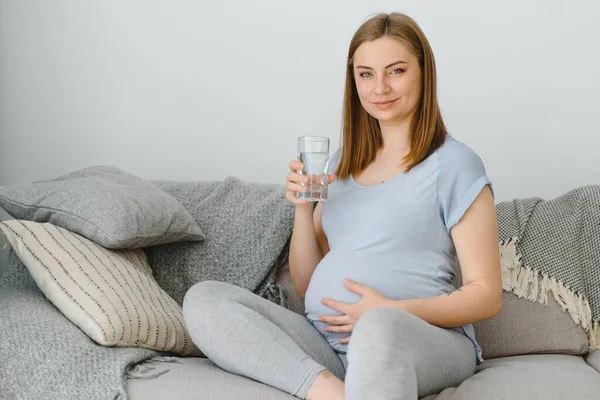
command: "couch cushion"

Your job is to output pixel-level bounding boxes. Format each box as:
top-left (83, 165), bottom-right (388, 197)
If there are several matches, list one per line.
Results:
top-left (453, 257), bottom-right (589, 359)
top-left (422, 354), bottom-right (600, 400)
top-left (473, 291), bottom-right (588, 359)
top-left (0, 166), bottom-right (205, 249)
top-left (126, 357), bottom-right (296, 400)
top-left (128, 355), bottom-right (600, 400)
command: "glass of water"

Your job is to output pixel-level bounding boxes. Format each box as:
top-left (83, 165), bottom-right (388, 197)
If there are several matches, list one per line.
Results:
top-left (297, 136), bottom-right (330, 202)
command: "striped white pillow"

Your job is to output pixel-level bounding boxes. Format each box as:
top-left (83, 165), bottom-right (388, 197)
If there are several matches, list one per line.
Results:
top-left (0, 219), bottom-right (201, 356)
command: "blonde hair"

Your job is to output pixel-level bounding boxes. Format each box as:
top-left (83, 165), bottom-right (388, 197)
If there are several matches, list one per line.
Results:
top-left (335, 13), bottom-right (447, 179)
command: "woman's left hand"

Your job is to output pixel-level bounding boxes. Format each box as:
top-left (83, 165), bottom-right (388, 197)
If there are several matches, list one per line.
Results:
top-left (319, 278), bottom-right (392, 344)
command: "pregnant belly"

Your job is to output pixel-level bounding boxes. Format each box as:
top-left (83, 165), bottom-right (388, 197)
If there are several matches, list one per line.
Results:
top-left (304, 250), bottom-right (432, 351)
top-left (304, 250), bottom-right (434, 321)
top-left (304, 250), bottom-right (438, 350)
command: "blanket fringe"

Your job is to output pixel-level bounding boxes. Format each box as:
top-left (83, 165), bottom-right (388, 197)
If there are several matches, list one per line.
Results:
top-left (499, 238), bottom-right (600, 351)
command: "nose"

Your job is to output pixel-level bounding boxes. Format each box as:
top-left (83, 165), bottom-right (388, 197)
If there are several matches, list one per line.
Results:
top-left (374, 75), bottom-right (391, 96)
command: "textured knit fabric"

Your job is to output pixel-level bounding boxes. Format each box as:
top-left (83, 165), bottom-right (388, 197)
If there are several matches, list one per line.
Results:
top-left (304, 135), bottom-right (491, 364)
top-left (0, 166), bottom-right (205, 249)
top-left (495, 184), bottom-right (600, 350)
top-left (147, 177), bottom-right (294, 307)
top-left (0, 286), bottom-right (159, 400)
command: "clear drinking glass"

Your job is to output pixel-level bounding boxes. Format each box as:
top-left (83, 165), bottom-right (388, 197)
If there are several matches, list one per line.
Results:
top-left (297, 136), bottom-right (330, 202)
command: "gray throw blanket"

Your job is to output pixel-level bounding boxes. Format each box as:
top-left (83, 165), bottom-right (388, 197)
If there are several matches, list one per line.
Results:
top-left (496, 184), bottom-right (600, 350)
top-left (0, 177), bottom-right (294, 400)
top-left (146, 177), bottom-right (295, 307)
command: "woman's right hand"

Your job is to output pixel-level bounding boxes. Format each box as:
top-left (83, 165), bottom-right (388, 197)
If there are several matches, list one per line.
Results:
top-left (286, 160), bottom-right (336, 205)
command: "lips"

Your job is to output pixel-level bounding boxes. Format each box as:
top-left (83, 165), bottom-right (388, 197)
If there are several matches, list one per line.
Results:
top-left (373, 99), bottom-right (398, 109)
top-left (374, 99), bottom-right (397, 105)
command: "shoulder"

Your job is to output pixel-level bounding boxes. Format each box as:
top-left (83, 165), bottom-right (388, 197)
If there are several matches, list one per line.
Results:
top-left (435, 135), bottom-right (485, 169)
top-left (435, 135), bottom-right (487, 178)
top-left (434, 135), bottom-right (493, 231)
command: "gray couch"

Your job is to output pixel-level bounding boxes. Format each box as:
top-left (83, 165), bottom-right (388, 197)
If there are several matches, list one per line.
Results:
top-left (126, 261), bottom-right (600, 400)
top-left (2, 174), bottom-right (599, 400)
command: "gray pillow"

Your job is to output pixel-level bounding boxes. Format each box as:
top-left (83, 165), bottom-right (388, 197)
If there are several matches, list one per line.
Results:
top-left (0, 166), bottom-right (205, 249)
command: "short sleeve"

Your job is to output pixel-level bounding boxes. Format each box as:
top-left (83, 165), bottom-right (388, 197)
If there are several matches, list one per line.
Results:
top-left (327, 149), bottom-right (341, 175)
top-left (437, 140), bottom-right (493, 233)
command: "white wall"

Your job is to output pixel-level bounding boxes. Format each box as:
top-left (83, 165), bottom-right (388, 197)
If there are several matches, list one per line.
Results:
top-left (0, 0), bottom-right (598, 202)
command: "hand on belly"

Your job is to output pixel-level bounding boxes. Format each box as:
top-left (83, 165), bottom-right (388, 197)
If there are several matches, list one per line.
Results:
top-left (314, 278), bottom-right (391, 345)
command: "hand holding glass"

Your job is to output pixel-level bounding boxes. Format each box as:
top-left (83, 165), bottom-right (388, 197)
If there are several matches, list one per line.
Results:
top-left (297, 136), bottom-right (330, 202)
top-left (285, 136), bottom-right (335, 205)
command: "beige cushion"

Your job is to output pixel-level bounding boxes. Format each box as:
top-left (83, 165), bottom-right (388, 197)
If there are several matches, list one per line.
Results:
top-left (474, 291), bottom-right (588, 359)
top-left (0, 219), bottom-right (201, 356)
top-left (423, 354), bottom-right (600, 400)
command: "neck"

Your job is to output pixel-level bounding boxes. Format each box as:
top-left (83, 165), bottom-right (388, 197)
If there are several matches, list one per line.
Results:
top-left (378, 117), bottom-right (412, 154)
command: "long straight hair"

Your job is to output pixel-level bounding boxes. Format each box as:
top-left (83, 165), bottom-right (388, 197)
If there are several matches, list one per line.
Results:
top-left (335, 13), bottom-right (447, 179)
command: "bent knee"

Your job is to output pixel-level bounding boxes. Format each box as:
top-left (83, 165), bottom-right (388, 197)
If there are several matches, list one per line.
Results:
top-left (182, 281), bottom-right (240, 322)
top-left (353, 307), bottom-right (422, 345)
top-left (357, 306), bottom-right (417, 328)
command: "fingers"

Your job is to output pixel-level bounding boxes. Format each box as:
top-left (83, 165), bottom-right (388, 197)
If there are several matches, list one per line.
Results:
top-left (318, 315), bottom-right (348, 325)
top-left (288, 171), bottom-right (309, 186)
top-left (288, 160), bottom-right (304, 172)
top-left (339, 336), bottom-right (351, 344)
top-left (285, 169), bottom-right (310, 205)
top-left (285, 160), bottom-right (334, 206)
top-left (320, 298), bottom-right (348, 314)
top-left (285, 191), bottom-right (308, 205)
top-left (324, 324), bottom-right (354, 334)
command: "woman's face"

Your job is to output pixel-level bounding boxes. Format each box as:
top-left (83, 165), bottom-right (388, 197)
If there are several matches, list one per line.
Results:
top-left (352, 36), bottom-right (422, 124)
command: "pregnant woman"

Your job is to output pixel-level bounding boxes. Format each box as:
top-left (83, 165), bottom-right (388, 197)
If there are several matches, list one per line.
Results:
top-left (183, 12), bottom-right (502, 400)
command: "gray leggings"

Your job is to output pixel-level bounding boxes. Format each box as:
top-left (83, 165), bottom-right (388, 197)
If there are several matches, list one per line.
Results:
top-left (182, 281), bottom-right (476, 399)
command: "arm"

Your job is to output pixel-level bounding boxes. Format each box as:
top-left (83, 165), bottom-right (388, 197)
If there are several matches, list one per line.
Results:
top-left (289, 202), bottom-right (330, 298)
top-left (388, 186), bottom-right (502, 327)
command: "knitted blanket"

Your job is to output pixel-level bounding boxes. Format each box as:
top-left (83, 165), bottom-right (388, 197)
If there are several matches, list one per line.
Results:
top-left (146, 177), bottom-right (294, 307)
top-left (497, 185), bottom-right (600, 349)
top-left (0, 177), bottom-right (294, 400)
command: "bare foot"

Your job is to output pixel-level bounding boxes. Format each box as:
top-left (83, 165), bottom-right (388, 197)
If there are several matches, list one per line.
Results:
top-left (305, 370), bottom-right (345, 400)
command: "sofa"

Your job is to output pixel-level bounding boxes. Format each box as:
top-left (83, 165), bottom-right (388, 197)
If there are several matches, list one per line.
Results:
top-left (1, 169), bottom-right (599, 400)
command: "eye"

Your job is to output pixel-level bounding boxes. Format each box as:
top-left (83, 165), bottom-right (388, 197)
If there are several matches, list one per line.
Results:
top-left (390, 68), bottom-right (405, 74)
top-left (358, 71), bottom-right (373, 78)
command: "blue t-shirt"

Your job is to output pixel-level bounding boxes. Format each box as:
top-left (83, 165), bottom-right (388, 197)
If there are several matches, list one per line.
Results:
top-left (304, 135), bottom-right (492, 364)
